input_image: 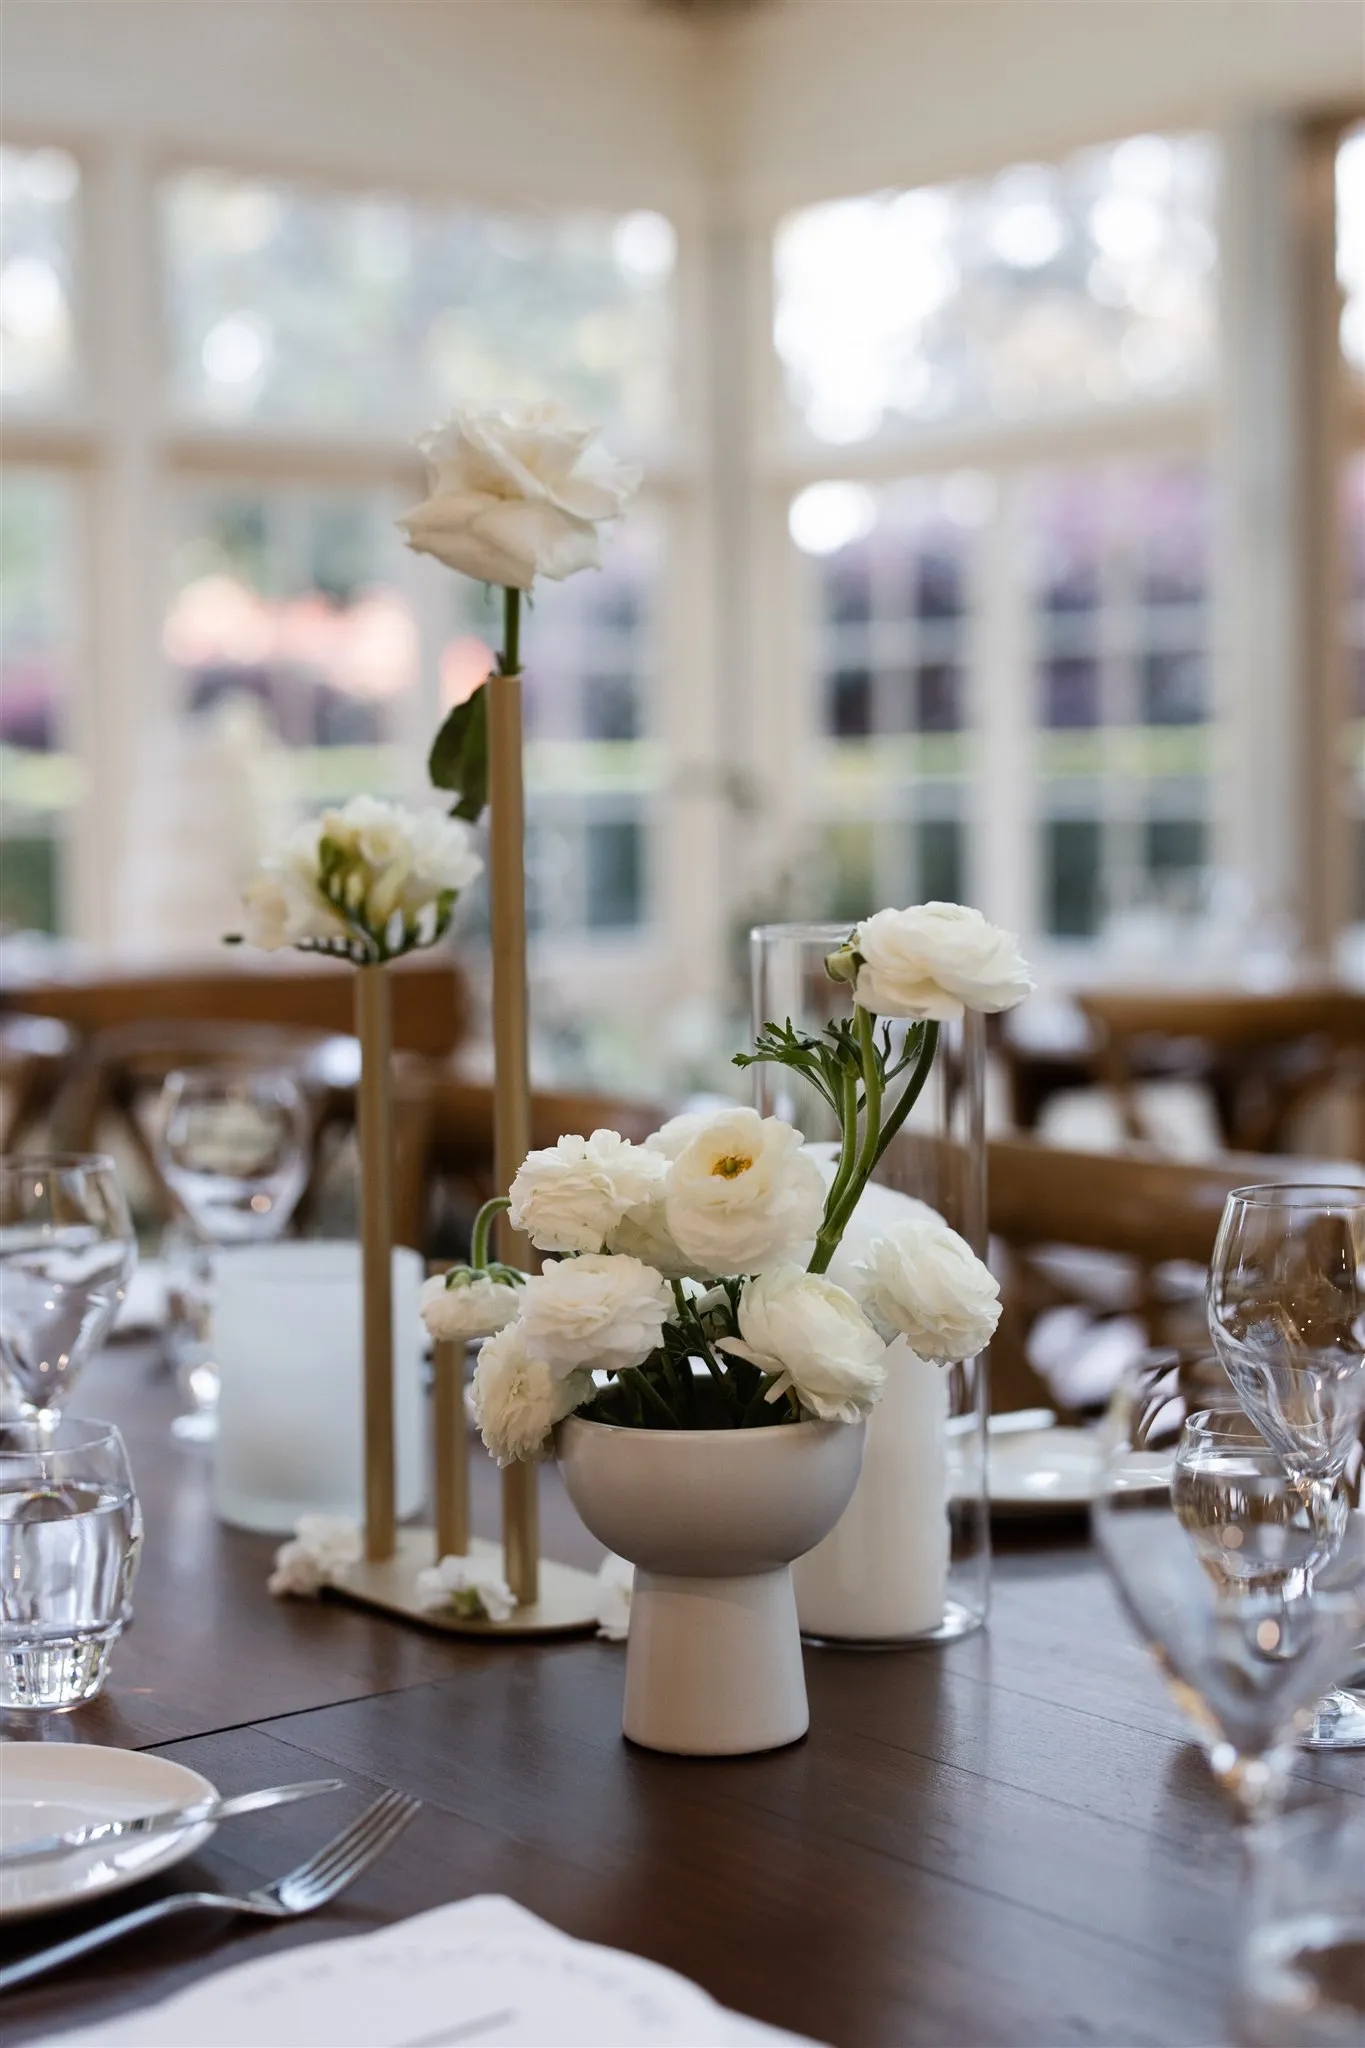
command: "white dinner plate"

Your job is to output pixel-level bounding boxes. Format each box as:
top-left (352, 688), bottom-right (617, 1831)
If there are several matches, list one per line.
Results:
top-left (989, 1425), bottom-right (1171, 1517)
top-left (0, 1744), bottom-right (217, 1924)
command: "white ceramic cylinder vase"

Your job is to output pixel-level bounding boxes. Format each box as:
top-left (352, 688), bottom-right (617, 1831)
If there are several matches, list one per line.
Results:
top-left (556, 1416), bottom-right (864, 1755)
top-left (213, 1240), bottom-right (426, 1534)
top-left (751, 922), bottom-right (990, 1646)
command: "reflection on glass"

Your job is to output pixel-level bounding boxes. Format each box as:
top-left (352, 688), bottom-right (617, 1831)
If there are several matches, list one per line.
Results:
top-left (0, 146), bottom-right (79, 407)
top-left (163, 170), bottom-right (675, 448)
top-left (776, 132), bottom-right (1217, 443)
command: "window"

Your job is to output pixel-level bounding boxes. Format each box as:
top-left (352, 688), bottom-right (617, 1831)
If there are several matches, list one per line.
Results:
top-left (165, 482), bottom-right (423, 815)
top-left (1030, 459), bottom-right (1211, 938)
top-left (775, 134), bottom-right (1217, 444)
top-left (164, 170), bottom-right (676, 451)
top-left (0, 468), bottom-right (79, 933)
top-left (438, 512), bottom-right (662, 940)
top-left (797, 474), bottom-right (980, 917)
top-left (0, 146), bottom-right (80, 408)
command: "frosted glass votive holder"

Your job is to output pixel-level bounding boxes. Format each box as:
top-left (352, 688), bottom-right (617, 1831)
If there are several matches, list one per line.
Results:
top-left (212, 1240), bottom-right (425, 1534)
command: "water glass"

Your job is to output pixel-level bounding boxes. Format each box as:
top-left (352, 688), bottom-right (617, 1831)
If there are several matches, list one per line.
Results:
top-left (0, 1417), bottom-right (142, 1710)
top-left (1208, 1183), bottom-right (1365, 1750)
top-left (1235, 1802), bottom-right (1365, 2046)
top-left (0, 1155), bottom-right (136, 1426)
top-left (1095, 1358), bottom-right (1365, 1819)
top-left (157, 1066), bottom-right (310, 1245)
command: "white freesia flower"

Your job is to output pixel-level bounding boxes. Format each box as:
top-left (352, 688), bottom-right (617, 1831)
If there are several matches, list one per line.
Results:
top-left (414, 1553), bottom-right (517, 1624)
top-left (595, 1553), bottom-right (634, 1642)
top-left (399, 402), bottom-right (640, 590)
top-left (267, 1515), bottom-right (362, 1598)
top-left (509, 1129), bottom-right (668, 1255)
top-left (471, 1321), bottom-right (593, 1466)
top-left (518, 1253), bottom-right (672, 1377)
top-left (855, 1215), bottom-right (1001, 1362)
top-left (663, 1108), bottom-right (826, 1275)
top-left (237, 797), bottom-right (481, 962)
top-left (420, 1268), bottom-right (521, 1343)
top-left (844, 903), bottom-right (1034, 1022)
top-left (721, 1265), bottom-right (886, 1424)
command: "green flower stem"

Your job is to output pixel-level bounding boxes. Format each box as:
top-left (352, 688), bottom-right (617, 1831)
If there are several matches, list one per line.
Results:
top-left (673, 1283), bottom-right (740, 1416)
top-left (869, 1020), bottom-right (939, 1173)
top-left (809, 1004), bottom-right (882, 1274)
top-left (819, 1059), bottom-right (861, 1240)
top-left (501, 585), bottom-right (521, 676)
top-left (739, 1374), bottom-right (782, 1427)
top-left (470, 1196), bottom-right (511, 1270)
top-left (620, 1366), bottom-right (680, 1427)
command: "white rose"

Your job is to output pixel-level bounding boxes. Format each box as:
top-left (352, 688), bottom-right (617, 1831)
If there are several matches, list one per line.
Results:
top-left (517, 1253), bottom-right (672, 1377)
top-left (720, 1265), bottom-right (886, 1424)
top-left (471, 1321), bottom-right (592, 1466)
top-left (847, 903), bottom-right (1034, 1022)
top-left (663, 1109), bottom-right (826, 1275)
top-left (420, 1269), bottom-right (521, 1343)
top-left (856, 1214), bottom-right (1001, 1361)
top-left (509, 1129), bottom-right (668, 1255)
top-left (399, 402), bottom-right (640, 590)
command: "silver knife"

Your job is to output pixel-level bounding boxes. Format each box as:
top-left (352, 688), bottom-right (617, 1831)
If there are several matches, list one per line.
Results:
top-left (0, 1778), bottom-right (344, 1869)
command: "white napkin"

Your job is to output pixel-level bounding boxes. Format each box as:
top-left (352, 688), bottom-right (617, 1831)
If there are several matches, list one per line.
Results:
top-left (38, 1894), bottom-right (822, 2047)
top-left (112, 1261), bottom-right (170, 1335)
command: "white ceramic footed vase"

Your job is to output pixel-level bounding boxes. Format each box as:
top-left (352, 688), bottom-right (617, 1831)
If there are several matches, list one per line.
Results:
top-left (556, 1417), bottom-right (864, 1756)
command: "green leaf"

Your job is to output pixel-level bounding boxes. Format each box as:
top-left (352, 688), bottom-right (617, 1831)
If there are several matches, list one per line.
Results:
top-left (428, 682), bottom-right (489, 822)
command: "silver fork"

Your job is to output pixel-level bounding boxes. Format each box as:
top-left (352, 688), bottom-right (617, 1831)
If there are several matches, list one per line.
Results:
top-left (0, 1787), bottom-right (422, 1995)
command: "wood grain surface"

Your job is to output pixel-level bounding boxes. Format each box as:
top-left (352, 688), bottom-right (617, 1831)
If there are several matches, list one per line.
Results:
top-left (2, 1345), bottom-right (1360, 2047)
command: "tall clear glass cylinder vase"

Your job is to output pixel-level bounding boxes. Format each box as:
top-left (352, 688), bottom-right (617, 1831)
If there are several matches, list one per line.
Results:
top-left (750, 922), bottom-right (989, 1645)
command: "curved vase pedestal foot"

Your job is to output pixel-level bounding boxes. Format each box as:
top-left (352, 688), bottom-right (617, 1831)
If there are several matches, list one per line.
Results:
top-left (623, 1567), bottom-right (809, 1756)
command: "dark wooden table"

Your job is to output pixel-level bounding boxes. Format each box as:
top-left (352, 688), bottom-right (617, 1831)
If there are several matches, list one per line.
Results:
top-left (4, 1347), bottom-right (1362, 2048)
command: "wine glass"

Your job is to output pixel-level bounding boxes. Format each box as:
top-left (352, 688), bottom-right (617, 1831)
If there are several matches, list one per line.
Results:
top-left (157, 1067), bottom-right (310, 1245)
top-left (1208, 1185), bottom-right (1365, 1751)
top-left (0, 1156), bottom-right (137, 1428)
top-left (1095, 1356), bottom-right (1365, 1820)
top-left (155, 1067), bottom-right (310, 1442)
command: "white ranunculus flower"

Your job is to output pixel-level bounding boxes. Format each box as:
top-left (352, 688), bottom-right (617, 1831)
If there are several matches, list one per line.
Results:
top-left (517, 1253), bottom-right (673, 1377)
top-left (855, 1214), bottom-right (1001, 1362)
top-left (643, 1112), bottom-right (710, 1162)
top-left (398, 403), bottom-right (640, 590)
top-left (420, 1269), bottom-right (521, 1343)
top-left (845, 903), bottom-right (1034, 1022)
top-left (663, 1108), bottom-right (826, 1276)
top-left (605, 1196), bottom-right (701, 1282)
top-left (720, 1265), bottom-right (886, 1424)
top-left (508, 1129), bottom-right (668, 1256)
top-left (470, 1321), bottom-right (593, 1467)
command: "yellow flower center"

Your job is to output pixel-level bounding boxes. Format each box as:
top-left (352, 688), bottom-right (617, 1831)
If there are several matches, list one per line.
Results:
top-left (711, 1153), bottom-right (753, 1180)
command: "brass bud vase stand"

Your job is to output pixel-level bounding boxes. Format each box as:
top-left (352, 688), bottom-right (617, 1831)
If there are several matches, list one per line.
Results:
top-left (332, 668), bottom-right (601, 1637)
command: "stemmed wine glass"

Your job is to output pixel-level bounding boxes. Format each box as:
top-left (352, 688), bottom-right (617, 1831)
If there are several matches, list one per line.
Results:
top-left (0, 1156), bottom-right (137, 1428)
top-left (1095, 1356), bottom-right (1365, 1820)
top-left (1208, 1185), bottom-right (1365, 1751)
top-left (155, 1067), bottom-right (311, 1441)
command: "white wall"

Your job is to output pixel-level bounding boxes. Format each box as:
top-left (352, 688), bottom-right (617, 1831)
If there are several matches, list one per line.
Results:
top-left (714, 0), bottom-right (1364, 213)
top-left (0, 0), bottom-right (705, 212)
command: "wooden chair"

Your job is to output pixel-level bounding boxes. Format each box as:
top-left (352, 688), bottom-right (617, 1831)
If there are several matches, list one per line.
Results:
top-left (1077, 987), bottom-right (1365, 1156)
top-left (54, 1021), bottom-right (432, 1248)
top-left (2, 952), bottom-right (469, 1061)
top-left (0, 1012), bottom-right (78, 1155)
top-left (985, 1136), bottom-right (1315, 1413)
